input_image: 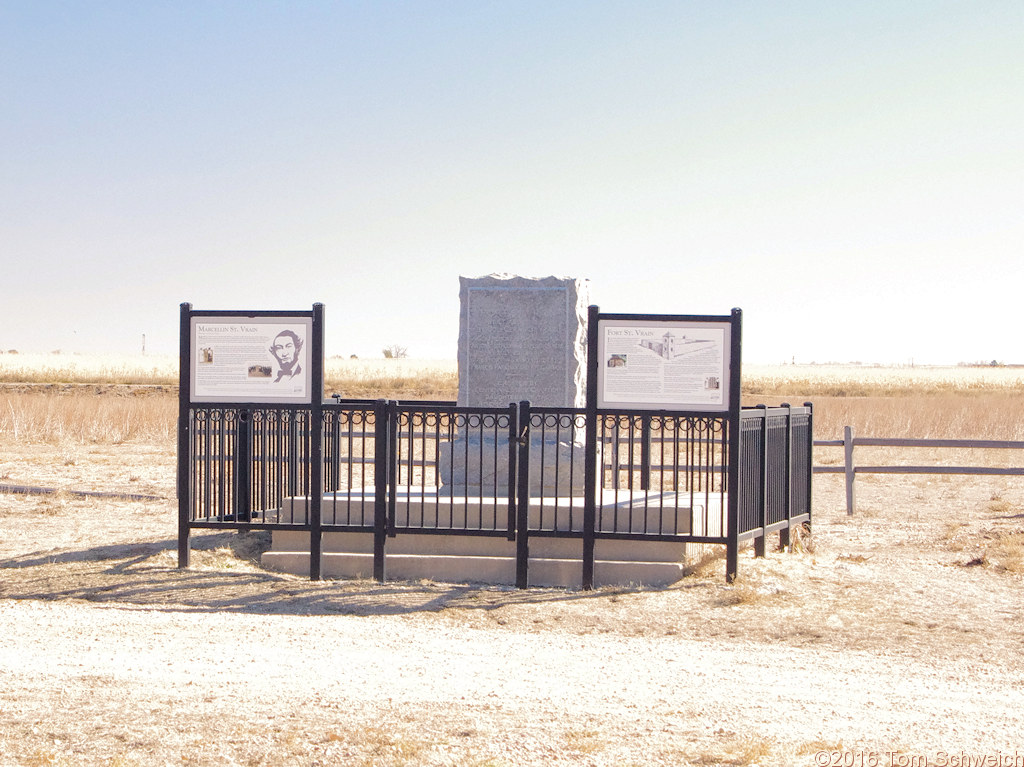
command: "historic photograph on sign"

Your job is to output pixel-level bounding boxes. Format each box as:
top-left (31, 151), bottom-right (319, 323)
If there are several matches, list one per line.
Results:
top-left (190, 316), bottom-right (312, 403)
top-left (597, 319), bottom-right (731, 411)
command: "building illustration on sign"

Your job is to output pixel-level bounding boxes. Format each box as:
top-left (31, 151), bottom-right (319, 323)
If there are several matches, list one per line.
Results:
top-left (638, 331), bottom-right (714, 360)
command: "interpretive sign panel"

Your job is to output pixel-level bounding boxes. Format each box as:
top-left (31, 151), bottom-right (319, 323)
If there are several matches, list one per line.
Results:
top-left (596, 318), bottom-right (731, 411)
top-left (189, 315), bottom-right (313, 404)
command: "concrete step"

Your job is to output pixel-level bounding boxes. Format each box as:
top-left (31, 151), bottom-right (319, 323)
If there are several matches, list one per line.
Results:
top-left (269, 529), bottom-right (686, 563)
top-left (261, 550), bottom-right (684, 588)
top-left (258, 490), bottom-right (723, 587)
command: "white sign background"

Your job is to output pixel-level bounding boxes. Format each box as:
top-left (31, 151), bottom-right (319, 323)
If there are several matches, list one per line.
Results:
top-left (596, 318), bottom-right (732, 411)
top-left (190, 316), bottom-right (313, 404)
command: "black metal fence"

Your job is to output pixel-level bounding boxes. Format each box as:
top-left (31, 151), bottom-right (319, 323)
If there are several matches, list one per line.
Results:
top-left (179, 399), bottom-right (812, 585)
top-left (738, 404), bottom-right (813, 553)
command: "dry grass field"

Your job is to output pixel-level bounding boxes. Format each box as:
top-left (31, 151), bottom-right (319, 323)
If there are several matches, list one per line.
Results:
top-left (1, 361), bottom-right (1023, 766)
top-left (0, 353), bottom-right (459, 401)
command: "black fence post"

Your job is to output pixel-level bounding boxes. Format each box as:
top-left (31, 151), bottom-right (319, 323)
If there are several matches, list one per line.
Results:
top-left (804, 402), bottom-right (814, 531)
top-left (326, 403), bottom-right (341, 493)
top-left (507, 402), bottom-right (519, 541)
top-left (236, 408), bottom-right (251, 522)
top-left (177, 302), bottom-right (192, 569)
top-left (387, 401), bottom-right (399, 537)
top-left (373, 399), bottom-right (390, 582)
top-left (582, 304), bottom-right (600, 590)
top-left (515, 400), bottom-right (531, 589)
top-left (287, 417), bottom-right (300, 499)
top-left (725, 308), bottom-right (743, 583)
top-left (754, 404), bottom-right (768, 558)
top-left (640, 414), bottom-right (652, 491)
top-left (779, 403), bottom-right (793, 551)
top-left (309, 303), bottom-right (325, 581)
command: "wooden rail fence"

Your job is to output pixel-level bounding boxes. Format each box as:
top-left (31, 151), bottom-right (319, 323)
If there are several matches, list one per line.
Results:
top-left (814, 426), bottom-right (1024, 514)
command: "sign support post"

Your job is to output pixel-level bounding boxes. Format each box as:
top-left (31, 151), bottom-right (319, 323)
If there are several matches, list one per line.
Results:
top-left (582, 305), bottom-right (600, 590)
top-left (177, 302), bottom-right (192, 569)
top-left (177, 303), bottom-right (322, 574)
top-left (309, 303), bottom-right (325, 580)
top-left (725, 308), bottom-right (743, 582)
top-left (587, 305), bottom-right (743, 583)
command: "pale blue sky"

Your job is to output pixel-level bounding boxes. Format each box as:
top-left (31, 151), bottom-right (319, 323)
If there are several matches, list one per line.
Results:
top-left (2, 1), bottom-right (1021, 364)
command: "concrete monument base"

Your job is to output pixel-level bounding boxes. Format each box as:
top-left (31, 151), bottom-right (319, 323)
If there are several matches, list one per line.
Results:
top-left (260, 490), bottom-right (718, 588)
top-left (437, 434), bottom-right (587, 496)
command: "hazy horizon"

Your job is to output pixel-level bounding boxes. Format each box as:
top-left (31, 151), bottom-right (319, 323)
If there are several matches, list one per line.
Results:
top-left (3, 3), bottom-right (1022, 366)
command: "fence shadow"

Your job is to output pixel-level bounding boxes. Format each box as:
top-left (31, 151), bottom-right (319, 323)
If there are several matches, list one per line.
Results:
top-left (0, 532), bottom-right (675, 617)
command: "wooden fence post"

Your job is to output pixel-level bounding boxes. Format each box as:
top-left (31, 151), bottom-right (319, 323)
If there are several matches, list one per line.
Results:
top-left (844, 425), bottom-right (855, 515)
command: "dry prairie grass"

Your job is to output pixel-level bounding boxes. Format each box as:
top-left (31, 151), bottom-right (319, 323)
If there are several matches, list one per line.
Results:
top-left (742, 364), bottom-right (1024, 440)
top-left (4, 390), bottom-right (1021, 446)
top-left (0, 352), bottom-right (460, 399)
top-left (4, 354), bottom-right (1020, 399)
top-left (1, 392), bottom-right (176, 444)
top-left (797, 393), bottom-right (1024, 441)
top-left (2, 358), bottom-right (1023, 446)
top-left (0, 353), bottom-right (178, 385)
top-left (743, 362), bottom-right (1024, 397)
top-left (324, 358), bottom-right (457, 400)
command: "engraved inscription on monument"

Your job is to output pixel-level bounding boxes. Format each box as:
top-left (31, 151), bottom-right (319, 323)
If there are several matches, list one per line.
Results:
top-left (456, 274), bottom-right (588, 409)
top-left (464, 286), bottom-right (568, 407)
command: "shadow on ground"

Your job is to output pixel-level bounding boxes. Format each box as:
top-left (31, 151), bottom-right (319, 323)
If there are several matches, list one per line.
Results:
top-left (0, 531), bottom-right (671, 617)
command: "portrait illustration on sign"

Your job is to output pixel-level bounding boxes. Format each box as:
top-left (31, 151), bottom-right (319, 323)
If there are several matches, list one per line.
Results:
top-left (270, 329), bottom-right (303, 382)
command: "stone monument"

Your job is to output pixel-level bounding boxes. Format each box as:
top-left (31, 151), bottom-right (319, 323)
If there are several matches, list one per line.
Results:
top-left (440, 274), bottom-right (590, 495)
top-left (457, 274), bottom-right (588, 408)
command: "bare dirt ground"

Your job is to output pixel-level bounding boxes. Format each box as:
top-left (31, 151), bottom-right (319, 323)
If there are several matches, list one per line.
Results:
top-left (1, 438), bottom-right (1023, 766)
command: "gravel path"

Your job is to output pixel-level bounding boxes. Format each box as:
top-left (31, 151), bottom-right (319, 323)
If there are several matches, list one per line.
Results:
top-left (3, 598), bottom-right (1022, 767)
top-left (2, 441), bottom-right (1023, 766)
